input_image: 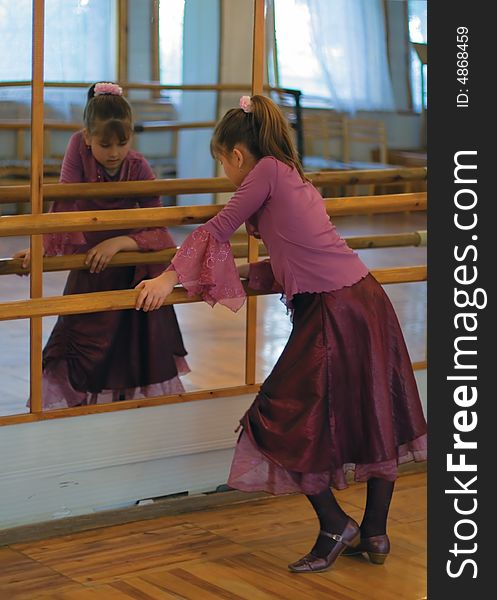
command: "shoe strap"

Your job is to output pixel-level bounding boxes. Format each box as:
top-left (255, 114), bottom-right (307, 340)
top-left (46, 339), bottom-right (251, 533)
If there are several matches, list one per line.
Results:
top-left (319, 529), bottom-right (356, 547)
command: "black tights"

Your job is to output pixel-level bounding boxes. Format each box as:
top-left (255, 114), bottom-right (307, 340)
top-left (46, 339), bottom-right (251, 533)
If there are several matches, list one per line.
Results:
top-left (305, 478), bottom-right (395, 557)
top-left (360, 477), bottom-right (395, 538)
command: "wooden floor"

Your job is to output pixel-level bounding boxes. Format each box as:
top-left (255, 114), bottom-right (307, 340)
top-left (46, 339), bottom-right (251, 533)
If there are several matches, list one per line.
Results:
top-left (0, 471), bottom-right (426, 600)
top-left (0, 212), bottom-right (427, 416)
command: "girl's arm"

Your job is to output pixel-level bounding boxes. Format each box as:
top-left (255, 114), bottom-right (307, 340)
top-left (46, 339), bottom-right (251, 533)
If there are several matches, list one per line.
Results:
top-left (246, 259), bottom-right (283, 293)
top-left (238, 259), bottom-right (282, 294)
top-left (85, 235), bottom-right (139, 274)
top-left (203, 157), bottom-right (274, 243)
top-left (128, 225), bottom-right (176, 252)
top-left (59, 132), bottom-right (85, 184)
top-left (44, 132), bottom-right (87, 256)
top-left (134, 159), bottom-right (276, 312)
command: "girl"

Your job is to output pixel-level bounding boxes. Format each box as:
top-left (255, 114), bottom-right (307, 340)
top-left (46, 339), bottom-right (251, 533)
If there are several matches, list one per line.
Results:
top-left (135, 95), bottom-right (427, 573)
top-left (14, 82), bottom-right (188, 409)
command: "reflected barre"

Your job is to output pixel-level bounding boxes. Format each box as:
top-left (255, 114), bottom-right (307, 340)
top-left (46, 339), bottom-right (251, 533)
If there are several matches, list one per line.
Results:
top-left (0, 193), bottom-right (427, 237)
top-left (0, 120), bottom-right (216, 132)
top-left (0, 231), bottom-right (428, 276)
top-left (0, 167), bottom-right (427, 203)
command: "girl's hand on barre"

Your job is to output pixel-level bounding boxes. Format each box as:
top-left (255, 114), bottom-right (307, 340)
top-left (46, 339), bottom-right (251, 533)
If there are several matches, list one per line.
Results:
top-left (12, 248), bottom-right (31, 274)
top-left (85, 237), bottom-right (131, 274)
top-left (135, 269), bottom-right (179, 312)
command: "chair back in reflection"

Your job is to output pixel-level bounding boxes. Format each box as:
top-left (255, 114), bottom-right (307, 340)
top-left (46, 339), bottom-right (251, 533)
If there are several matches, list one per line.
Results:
top-left (301, 111), bottom-right (391, 168)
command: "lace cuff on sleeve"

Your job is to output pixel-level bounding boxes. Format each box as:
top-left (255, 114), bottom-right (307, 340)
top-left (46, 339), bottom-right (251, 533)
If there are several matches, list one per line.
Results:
top-left (168, 226), bottom-right (246, 312)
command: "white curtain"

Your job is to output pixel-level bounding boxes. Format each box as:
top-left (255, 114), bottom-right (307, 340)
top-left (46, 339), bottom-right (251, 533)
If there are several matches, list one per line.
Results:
top-left (304, 0), bottom-right (395, 113)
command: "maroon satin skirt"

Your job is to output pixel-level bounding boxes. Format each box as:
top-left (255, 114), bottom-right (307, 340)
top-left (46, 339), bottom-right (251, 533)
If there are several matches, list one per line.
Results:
top-left (43, 266), bottom-right (188, 398)
top-left (232, 274), bottom-right (427, 492)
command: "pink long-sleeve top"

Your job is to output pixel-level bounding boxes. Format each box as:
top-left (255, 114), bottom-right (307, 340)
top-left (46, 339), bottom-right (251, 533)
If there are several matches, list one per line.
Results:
top-left (169, 156), bottom-right (369, 312)
top-left (44, 131), bottom-right (175, 256)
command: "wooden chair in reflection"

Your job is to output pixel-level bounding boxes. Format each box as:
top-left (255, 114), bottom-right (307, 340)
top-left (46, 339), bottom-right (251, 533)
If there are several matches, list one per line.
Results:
top-left (301, 109), bottom-right (396, 196)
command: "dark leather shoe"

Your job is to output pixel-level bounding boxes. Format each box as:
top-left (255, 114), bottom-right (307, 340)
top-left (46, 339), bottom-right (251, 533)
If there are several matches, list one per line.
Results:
top-left (288, 517), bottom-right (360, 573)
top-left (342, 533), bottom-right (390, 564)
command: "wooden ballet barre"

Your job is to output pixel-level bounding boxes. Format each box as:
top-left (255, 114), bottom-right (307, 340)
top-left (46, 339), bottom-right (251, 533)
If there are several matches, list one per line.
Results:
top-left (0, 177), bottom-right (235, 203)
top-left (0, 204), bottom-right (219, 236)
top-left (0, 120), bottom-right (79, 131)
top-left (309, 167), bottom-right (426, 186)
top-left (0, 265), bottom-right (427, 321)
top-left (325, 193), bottom-right (426, 217)
top-left (0, 80), bottom-right (298, 92)
top-left (0, 119), bottom-right (216, 135)
top-left (133, 120), bottom-right (216, 132)
top-left (0, 168), bottom-right (427, 203)
top-left (0, 231), bottom-right (427, 276)
top-left (0, 384), bottom-right (265, 425)
top-left (0, 81), bottom-right (244, 90)
top-left (0, 193), bottom-right (427, 237)
top-left (340, 230), bottom-right (427, 249)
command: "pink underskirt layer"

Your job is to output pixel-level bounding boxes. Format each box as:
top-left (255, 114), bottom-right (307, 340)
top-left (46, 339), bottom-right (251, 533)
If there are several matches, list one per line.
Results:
top-left (40, 357), bottom-right (190, 410)
top-left (228, 430), bottom-right (427, 495)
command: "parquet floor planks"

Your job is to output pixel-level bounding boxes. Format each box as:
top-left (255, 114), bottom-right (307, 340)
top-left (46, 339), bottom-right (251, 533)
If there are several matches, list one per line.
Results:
top-left (1, 472), bottom-right (426, 599)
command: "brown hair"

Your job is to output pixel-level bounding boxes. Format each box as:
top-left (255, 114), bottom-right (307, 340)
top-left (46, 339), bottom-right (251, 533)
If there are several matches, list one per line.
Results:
top-left (210, 95), bottom-right (307, 181)
top-left (83, 82), bottom-right (133, 143)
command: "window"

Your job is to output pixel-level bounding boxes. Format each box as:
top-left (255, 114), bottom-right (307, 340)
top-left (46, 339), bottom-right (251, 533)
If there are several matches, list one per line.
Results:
top-left (0, 0), bottom-right (116, 115)
top-left (158, 0), bottom-right (185, 106)
top-left (273, 0), bottom-right (395, 113)
top-left (274, 0), bottom-right (328, 104)
top-left (408, 0), bottom-right (427, 112)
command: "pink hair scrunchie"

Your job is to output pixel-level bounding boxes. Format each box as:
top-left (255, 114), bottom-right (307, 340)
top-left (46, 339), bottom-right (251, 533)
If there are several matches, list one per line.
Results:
top-left (239, 96), bottom-right (252, 113)
top-left (94, 82), bottom-right (123, 96)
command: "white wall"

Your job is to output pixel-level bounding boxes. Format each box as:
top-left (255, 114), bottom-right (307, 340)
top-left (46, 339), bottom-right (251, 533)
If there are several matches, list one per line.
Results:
top-left (0, 394), bottom-right (248, 529)
top-left (0, 370), bottom-right (426, 530)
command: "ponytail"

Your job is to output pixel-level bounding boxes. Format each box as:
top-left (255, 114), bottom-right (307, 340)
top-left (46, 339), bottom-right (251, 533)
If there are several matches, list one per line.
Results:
top-left (211, 95), bottom-right (307, 181)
